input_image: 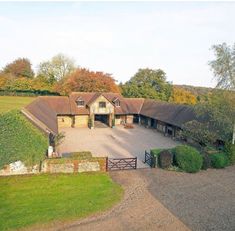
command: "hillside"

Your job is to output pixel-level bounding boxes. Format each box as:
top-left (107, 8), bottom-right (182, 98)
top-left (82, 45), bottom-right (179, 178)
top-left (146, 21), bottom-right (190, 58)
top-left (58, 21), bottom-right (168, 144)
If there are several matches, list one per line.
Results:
top-left (0, 110), bottom-right (48, 168)
top-left (174, 84), bottom-right (213, 96)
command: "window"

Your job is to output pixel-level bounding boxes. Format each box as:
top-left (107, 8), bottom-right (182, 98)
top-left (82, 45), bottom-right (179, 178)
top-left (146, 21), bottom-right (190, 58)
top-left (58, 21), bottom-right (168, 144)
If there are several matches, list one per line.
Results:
top-left (77, 100), bottom-right (84, 107)
top-left (115, 100), bottom-right (120, 107)
top-left (99, 102), bottom-right (106, 108)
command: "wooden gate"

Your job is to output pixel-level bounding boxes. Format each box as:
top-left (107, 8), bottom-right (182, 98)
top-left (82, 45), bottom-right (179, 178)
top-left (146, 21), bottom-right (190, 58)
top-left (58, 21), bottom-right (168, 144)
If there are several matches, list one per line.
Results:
top-left (107, 157), bottom-right (137, 171)
top-left (144, 150), bottom-right (156, 167)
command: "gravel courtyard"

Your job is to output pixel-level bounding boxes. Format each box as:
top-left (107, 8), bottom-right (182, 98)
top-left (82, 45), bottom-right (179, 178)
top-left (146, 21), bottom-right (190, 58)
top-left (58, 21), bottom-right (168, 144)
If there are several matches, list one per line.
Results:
top-left (59, 125), bottom-right (179, 168)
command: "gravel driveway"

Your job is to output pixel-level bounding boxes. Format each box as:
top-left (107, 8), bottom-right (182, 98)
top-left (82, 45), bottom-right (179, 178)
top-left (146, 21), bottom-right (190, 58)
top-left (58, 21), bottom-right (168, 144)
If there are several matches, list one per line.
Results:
top-left (59, 125), bottom-right (179, 168)
top-left (30, 167), bottom-right (235, 231)
top-left (144, 166), bottom-right (235, 231)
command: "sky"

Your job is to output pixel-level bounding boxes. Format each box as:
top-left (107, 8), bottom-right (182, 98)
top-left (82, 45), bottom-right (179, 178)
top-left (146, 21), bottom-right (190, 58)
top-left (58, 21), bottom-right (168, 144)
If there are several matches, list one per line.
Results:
top-left (0, 1), bottom-right (234, 87)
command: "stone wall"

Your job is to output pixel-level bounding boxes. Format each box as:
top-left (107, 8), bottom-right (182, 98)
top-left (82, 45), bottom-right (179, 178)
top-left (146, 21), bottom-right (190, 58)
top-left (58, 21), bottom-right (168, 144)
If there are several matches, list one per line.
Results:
top-left (0, 161), bottom-right (39, 176)
top-left (0, 157), bottom-right (107, 176)
top-left (41, 157), bottom-right (107, 173)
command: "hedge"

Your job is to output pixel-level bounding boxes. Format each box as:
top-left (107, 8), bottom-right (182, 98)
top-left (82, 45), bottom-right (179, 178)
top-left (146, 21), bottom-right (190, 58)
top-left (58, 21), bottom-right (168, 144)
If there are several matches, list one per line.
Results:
top-left (173, 145), bottom-right (203, 173)
top-left (150, 149), bottom-right (163, 157)
top-left (0, 110), bottom-right (48, 168)
top-left (210, 153), bottom-right (228, 169)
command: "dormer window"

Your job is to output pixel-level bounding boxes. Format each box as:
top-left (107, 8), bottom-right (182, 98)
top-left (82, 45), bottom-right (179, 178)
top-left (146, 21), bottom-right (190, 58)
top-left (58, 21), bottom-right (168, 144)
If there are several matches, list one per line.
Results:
top-left (115, 100), bottom-right (120, 107)
top-left (76, 99), bottom-right (84, 107)
top-left (113, 97), bottom-right (120, 107)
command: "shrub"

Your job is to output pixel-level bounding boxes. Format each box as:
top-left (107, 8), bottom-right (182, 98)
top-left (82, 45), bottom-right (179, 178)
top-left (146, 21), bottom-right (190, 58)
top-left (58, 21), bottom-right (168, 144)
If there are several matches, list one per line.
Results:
top-left (88, 117), bottom-right (93, 128)
top-left (174, 145), bottom-right (203, 173)
top-left (210, 153), bottom-right (228, 169)
top-left (150, 149), bottom-right (162, 157)
top-left (201, 153), bottom-right (211, 170)
top-left (224, 142), bottom-right (235, 165)
top-left (158, 150), bottom-right (173, 169)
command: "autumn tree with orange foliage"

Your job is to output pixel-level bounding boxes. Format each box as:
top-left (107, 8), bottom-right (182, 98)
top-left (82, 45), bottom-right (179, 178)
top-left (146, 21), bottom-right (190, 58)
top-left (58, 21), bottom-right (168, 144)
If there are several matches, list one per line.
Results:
top-left (169, 86), bottom-right (197, 105)
top-left (55, 68), bottom-right (120, 95)
top-left (3, 58), bottom-right (34, 78)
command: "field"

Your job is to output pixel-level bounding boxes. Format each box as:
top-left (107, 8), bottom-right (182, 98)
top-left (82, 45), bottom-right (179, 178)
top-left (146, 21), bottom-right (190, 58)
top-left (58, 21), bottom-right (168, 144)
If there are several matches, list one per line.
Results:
top-left (0, 173), bottom-right (123, 230)
top-left (0, 96), bottom-right (35, 113)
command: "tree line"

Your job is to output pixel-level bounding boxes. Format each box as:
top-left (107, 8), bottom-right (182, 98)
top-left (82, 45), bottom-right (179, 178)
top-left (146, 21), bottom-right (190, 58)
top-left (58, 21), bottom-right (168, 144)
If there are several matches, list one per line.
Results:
top-left (0, 43), bottom-right (234, 145)
top-left (0, 53), bottom-right (204, 104)
top-left (0, 54), bottom-right (120, 95)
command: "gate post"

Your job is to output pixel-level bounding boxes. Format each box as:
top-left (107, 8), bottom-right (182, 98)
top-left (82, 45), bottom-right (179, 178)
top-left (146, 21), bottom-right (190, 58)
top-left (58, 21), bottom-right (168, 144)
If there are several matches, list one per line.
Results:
top-left (106, 157), bottom-right (108, 172)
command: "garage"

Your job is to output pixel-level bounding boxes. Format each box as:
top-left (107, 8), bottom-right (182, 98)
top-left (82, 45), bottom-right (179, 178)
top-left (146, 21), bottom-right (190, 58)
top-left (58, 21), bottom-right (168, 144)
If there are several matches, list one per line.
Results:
top-left (94, 114), bottom-right (109, 127)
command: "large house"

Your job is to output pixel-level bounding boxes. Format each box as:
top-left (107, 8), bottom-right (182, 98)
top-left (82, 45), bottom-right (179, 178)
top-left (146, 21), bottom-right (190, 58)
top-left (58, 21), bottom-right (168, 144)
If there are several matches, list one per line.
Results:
top-left (22, 92), bottom-right (196, 137)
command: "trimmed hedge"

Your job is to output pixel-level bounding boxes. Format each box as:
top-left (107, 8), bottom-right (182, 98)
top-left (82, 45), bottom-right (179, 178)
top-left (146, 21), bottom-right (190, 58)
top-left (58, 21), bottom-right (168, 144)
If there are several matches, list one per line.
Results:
top-left (0, 89), bottom-right (59, 96)
top-left (158, 150), bottom-right (173, 169)
top-left (150, 149), bottom-right (163, 157)
top-left (210, 153), bottom-right (228, 169)
top-left (63, 151), bottom-right (93, 160)
top-left (173, 145), bottom-right (203, 173)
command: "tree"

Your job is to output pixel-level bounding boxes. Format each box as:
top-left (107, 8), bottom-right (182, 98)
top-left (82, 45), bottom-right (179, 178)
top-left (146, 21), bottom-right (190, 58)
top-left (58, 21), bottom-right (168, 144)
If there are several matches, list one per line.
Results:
top-left (55, 68), bottom-right (120, 95)
top-left (209, 43), bottom-right (235, 143)
top-left (182, 90), bottom-right (235, 145)
top-left (121, 68), bottom-right (172, 101)
top-left (169, 86), bottom-right (197, 105)
top-left (182, 43), bottom-right (235, 145)
top-left (37, 53), bottom-right (75, 83)
top-left (209, 43), bottom-right (235, 90)
top-left (3, 58), bottom-right (34, 78)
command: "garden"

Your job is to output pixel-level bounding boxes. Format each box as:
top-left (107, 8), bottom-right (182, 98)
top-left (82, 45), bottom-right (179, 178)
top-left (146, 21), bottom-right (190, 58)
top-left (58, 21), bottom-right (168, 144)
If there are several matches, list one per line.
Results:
top-left (149, 143), bottom-right (235, 173)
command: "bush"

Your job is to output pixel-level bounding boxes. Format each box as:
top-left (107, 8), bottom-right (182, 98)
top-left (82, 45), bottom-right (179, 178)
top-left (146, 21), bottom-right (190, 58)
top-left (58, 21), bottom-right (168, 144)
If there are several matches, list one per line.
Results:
top-left (150, 149), bottom-right (163, 157)
top-left (210, 153), bottom-right (228, 169)
top-left (224, 142), bottom-right (235, 165)
top-left (201, 153), bottom-right (211, 170)
top-left (174, 145), bottom-right (203, 173)
top-left (158, 150), bottom-right (173, 169)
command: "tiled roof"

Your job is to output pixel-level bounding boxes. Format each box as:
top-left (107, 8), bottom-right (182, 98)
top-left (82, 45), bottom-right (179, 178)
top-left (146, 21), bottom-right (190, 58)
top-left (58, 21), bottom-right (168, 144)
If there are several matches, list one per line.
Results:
top-left (140, 99), bottom-right (196, 127)
top-left (23, 92), bottom-right (197, 134)
top-left (124, 98), bottom-right (145, 114)
top-left (25, 97), bottom-right (58, 134)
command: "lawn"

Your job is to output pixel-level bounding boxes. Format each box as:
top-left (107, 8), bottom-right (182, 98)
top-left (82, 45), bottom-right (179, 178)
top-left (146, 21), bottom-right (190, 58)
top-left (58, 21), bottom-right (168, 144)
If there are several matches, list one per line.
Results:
top-left (0, 96), bottom-right (34, 113)
top-left (0, 173), bottom-right (123, 230)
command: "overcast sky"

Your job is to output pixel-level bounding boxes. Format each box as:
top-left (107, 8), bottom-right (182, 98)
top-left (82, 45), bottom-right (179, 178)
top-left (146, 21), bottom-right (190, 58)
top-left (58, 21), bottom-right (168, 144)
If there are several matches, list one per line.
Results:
top-left (0, 1), bottom-right (234, 87)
